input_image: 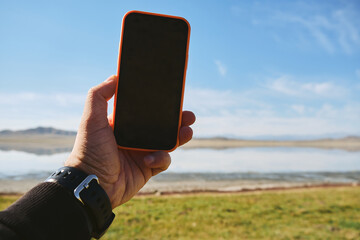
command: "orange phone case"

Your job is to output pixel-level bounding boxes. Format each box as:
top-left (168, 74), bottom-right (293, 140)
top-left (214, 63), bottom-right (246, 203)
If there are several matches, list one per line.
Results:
top-left (113, 10), bottom-right (191, 152)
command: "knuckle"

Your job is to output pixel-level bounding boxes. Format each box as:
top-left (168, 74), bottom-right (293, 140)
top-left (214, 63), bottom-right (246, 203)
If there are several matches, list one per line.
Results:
top-left (87, 87), bottom-right (97, 97)
top-left (86, 86), bottom-right (107, 110)
top-left (87, 87), bottom-right (102, 101)
top-left (86, 88), bottom-right (97, 103)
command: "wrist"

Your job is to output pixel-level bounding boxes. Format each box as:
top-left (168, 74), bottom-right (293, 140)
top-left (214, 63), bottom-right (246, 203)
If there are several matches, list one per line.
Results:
top-left (46, 166), bottom-right (115, 239)
top-left (65, 155), bottom-right (117, 208)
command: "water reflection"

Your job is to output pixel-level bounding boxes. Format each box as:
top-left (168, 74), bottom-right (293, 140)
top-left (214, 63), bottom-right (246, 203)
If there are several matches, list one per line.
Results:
top-left (0, 146), bottom-right (73, 155)
top-left (0, 148), bottom-right (359, 179)
top-left (170, 148), bottom-right (360, 172)
top-left (0, 151), bottom-right (68, 178)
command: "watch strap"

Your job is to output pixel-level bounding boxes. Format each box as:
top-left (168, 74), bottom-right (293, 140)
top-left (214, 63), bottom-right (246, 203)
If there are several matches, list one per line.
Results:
top-left (46, 167), bottom-right (115, 239)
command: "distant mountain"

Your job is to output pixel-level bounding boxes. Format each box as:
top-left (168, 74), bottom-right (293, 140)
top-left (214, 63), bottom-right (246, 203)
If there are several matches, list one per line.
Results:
top-left (342, 136), bottom-right (360, 141)
top-left (0, 127), bottom-right (77, 136)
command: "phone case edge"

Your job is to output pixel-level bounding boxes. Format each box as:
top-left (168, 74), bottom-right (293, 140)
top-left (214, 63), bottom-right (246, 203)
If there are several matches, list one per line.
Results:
top-left (112, 10), bottom-right (191, 153)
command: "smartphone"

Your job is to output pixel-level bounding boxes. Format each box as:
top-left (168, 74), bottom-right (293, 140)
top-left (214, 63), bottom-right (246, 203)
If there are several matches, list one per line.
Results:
top-left (113, 11), bottom-right (190, 152)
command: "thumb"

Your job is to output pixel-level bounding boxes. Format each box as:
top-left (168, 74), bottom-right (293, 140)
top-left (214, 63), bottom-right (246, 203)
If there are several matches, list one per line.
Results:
top-left (144, 151), bottom-right (171, 176)
top-left (89, 75), bottom-right (117, 101)
top-left (81, 75), bottom-right (117, 128)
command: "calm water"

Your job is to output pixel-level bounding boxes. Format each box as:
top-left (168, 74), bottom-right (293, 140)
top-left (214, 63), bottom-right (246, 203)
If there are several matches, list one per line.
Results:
top-left (0, 148), bottom-right (359, 182)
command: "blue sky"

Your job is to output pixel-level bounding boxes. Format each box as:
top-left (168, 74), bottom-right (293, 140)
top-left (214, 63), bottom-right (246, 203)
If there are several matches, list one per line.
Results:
top-left (0, 0), bottom-right (359, 138)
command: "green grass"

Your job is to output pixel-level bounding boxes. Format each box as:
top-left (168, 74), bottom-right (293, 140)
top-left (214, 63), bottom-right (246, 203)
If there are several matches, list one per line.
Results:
top-left (1, 187), bottom-right (360, 239)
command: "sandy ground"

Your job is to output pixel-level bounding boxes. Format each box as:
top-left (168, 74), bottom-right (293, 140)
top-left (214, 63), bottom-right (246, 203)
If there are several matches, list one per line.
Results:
top-left (1, 178), bottom-right (358, 196)
top-left (0, 135), bottom-right (75, 155)
top-left (1, 135), bottom-right (359, 155)
top-left (182, 137), bottom-right (360, 151)
top-left (0, 179), bottom-right (43, 194)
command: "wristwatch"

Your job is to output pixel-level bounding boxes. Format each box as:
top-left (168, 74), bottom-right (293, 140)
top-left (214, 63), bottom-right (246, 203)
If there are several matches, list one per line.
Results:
top-left (45, 166), bottom-right (115, 239)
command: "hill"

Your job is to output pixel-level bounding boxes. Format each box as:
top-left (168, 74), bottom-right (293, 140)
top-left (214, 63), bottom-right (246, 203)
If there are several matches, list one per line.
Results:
top-left (0, 127), bottom-right (76, 136)
top-left (0, 127), bottom-right (359, 154)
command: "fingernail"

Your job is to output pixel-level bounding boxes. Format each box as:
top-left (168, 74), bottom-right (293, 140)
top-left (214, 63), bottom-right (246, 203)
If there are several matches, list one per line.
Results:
top-left (144, 155), bottom-right (155, 165)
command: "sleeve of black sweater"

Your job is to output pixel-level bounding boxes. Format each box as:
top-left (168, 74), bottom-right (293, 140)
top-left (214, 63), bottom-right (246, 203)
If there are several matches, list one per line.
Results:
top-left (0, 182), bottom-right (92, 240)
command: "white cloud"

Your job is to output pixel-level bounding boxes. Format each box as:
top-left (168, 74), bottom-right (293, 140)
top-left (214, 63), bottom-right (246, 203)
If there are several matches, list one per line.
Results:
top-left (184, 87), bottom-right (360, 138)
top-left (291, 105), bottom-right (305, 114)
top-left (299, 15), bottom-right (335, 54)
top-left (302, 82), bottom-right (336, 95)
top-left (316, 104), bottom-right (337, 118)
top-left (333, 9), bottom-right (360, 54)
top-left (254, 3), bottom-right (360, 54)
top-left (193, 113), bottom-right (359, 138)
top-left (0, 92), bottom-right (86, 107)
top-left (0, 92), bottom-right (87, 130)
top-left (183, 88), bottom-right (272, 116)
top-left (214, 60), bottom-right (227, 76)
top-left (267, 76), bottom-right (347, 98)
top-left (267, 76), bottom-right (298, 95)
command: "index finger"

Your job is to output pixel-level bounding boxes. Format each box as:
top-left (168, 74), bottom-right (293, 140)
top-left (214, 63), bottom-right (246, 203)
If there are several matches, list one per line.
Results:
top-left (181, 111), bottom-right (196, 126)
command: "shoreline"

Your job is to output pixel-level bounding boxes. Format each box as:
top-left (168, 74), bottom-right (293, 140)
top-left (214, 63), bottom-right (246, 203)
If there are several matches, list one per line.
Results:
top-left (138, 180), bottom-right (359, 196)
top-left (182, 137), bottom-right (360, 151)
top-left (138, 183), bottom-right (360, 197)
top-left (0, 135), bottom-right (360, 155)
top-left (1, 183), bottom-right (358, 198)
top-left (1, 178), bottom-right (358, 196)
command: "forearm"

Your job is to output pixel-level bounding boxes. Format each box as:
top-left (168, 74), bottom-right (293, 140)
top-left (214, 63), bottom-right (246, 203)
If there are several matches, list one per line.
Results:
top-left (0, 182), bottom-right (92, 240)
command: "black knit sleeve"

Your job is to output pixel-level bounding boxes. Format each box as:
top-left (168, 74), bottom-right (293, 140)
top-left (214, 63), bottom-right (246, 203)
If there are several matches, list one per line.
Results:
top-left (0, 182), bottom-right (92, 240)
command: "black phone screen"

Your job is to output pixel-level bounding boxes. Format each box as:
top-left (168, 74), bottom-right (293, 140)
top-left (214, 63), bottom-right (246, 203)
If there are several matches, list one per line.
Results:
top-left (114, 12), bottom-right (190, 151)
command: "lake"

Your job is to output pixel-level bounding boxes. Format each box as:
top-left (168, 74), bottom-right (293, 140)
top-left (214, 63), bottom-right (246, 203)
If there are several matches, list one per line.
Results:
top-left (0, 148), bottom-right (359, 182)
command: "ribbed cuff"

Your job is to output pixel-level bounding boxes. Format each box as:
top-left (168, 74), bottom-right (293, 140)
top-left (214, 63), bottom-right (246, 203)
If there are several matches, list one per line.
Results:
top-left (0, 182), bottom-right (92, 240)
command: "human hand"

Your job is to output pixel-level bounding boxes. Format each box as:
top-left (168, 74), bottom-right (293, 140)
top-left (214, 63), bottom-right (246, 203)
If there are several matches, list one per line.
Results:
top-left (65, 75), bottom-right (195, 209)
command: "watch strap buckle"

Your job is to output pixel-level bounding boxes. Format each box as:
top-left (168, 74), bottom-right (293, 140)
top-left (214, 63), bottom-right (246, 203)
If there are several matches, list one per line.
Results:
top-left (74, 175), bottom-right (99, 204)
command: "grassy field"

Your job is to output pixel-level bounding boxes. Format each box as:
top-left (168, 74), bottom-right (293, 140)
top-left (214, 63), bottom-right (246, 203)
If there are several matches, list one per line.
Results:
top-left (1, 187), bottom-right (359, 239)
